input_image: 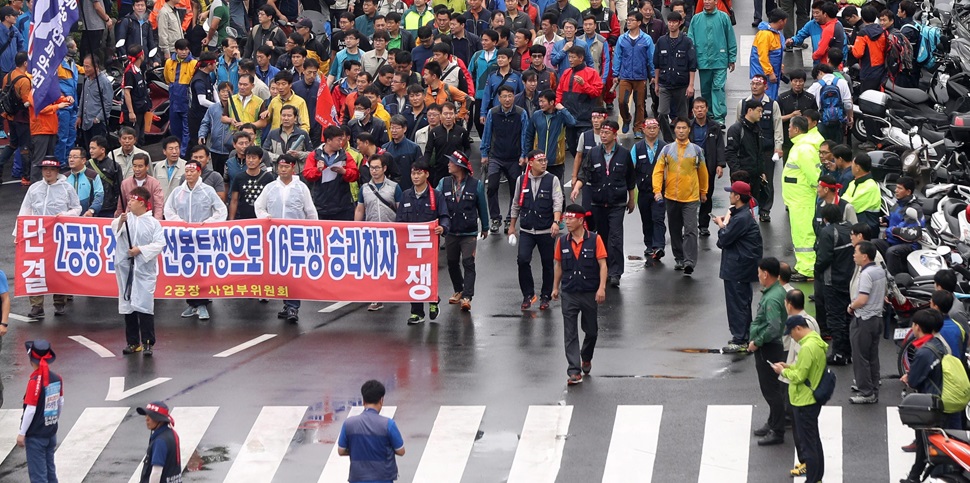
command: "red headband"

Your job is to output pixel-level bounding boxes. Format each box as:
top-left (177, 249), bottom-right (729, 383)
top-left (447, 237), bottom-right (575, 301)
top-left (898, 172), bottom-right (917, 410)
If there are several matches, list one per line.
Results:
top-left (563, 211), bottom-right (586, 219)
top-left (818, 181), bottom-right (842, 191)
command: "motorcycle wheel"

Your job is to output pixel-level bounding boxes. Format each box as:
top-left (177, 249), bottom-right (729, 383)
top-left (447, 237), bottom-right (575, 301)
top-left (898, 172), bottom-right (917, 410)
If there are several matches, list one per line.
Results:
top-left (897, 335), bottom-right (919, 377)
top-left (853, 116), bottom-right (867, 142)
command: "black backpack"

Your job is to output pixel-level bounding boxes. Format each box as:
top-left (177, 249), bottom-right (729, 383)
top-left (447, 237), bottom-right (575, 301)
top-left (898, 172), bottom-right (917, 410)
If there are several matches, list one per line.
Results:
top-left (0, 73), bottom-right (27, 116)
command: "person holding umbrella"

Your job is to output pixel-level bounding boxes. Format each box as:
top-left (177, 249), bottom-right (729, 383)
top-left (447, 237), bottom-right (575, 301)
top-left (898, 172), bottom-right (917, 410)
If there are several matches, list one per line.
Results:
top-left (113, 186), bottom-right (166, 356)
top-left (135, 401), bottom-right (182, 483)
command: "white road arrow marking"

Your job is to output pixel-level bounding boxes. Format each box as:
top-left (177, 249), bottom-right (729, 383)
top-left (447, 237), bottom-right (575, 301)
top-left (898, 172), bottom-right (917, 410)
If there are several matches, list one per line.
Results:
top-left (69, 335), bottom-right (115, 357)
top-left (105, 377), bottom-right (172, 402)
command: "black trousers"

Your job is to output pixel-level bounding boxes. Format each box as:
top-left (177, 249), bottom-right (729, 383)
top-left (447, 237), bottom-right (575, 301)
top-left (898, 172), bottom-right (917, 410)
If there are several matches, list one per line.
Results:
top-left (813, 278), bottom-right (828, 335)
top-left (210, 152), bottom-right (229, 179)
top-left (759, 147), bottom-right (776, 213)
top-left (473, 99), bottom-right (485, 138)
top-left (125, 312), bottom-right (156, 346)
top-left (825, 284), bottom-right (852, 356)
top-left (860, 78), bottom-right (883, 144)
top-left (873, 238), bottom-right (914, 276)
top-left (698, 168), bottom-right (718, 230)
top-left (793, 403), bottom-right (824, 482)
top-left (80, 123), bottom-right (108, 151)
top-left (81, 29), bottom-right (106, 68)
top-left (486, 158), bottom-right (521, 221)
top-left (590, 205), bottom-right (626, 278)
top-left (724, 280), bottom-right (754, 343)
top-left (637, 189), bottom-right (666, 251)
top-left (754, 341), bottom-right (787, 432)
top-left (445, 235), bottom-right (477, 298)
top-left (410, 297), bottom-right (440, 318)
top-left (188, 299), bottom-right (211, 308)
top-left (561, 290), bottom-right (598, 376)
top-left (517, 231), bottom-right (556, 299)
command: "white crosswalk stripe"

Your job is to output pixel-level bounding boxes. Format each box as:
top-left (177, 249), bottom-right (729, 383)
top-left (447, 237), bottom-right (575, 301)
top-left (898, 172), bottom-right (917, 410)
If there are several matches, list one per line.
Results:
top-left (222, 406), bottom-right (307, 483)
top-left (1, 402), bottom-right (923, 482)
top-left (507, 405), bottom-right (573, 483)
top-left (128, 406), bottom-right (220, 483)
top-left (317, 405), bottom-right (397, 483)
top-left (698, 405), bottom-right (752, 482)
top-left (412, 405), bottom-right (485, 483)
top-left (602, 405), bottom-right (663, 483)
top-left (55, 407), bottom-right (129, 483)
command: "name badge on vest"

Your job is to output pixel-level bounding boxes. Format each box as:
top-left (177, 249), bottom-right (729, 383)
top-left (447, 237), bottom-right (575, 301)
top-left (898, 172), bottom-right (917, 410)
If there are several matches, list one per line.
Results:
top-left (403, 203), bottom-right (411, 207)
top-left (444, 192), bottom-right (452, 196)
top-left (593, 163), bottom-right (601, 168)
top-left (522, 189), bottom-right (530, 193)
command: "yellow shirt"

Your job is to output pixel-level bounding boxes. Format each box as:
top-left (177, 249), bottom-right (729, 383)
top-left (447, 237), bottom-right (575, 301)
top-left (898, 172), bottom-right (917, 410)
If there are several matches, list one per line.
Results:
top-left (266, 92), bottom-right (311, 132)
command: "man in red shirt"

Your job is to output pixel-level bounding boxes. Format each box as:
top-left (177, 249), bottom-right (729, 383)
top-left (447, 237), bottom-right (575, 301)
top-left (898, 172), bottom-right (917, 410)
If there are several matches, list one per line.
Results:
top-left (552, 204), bottom-right (607, 385)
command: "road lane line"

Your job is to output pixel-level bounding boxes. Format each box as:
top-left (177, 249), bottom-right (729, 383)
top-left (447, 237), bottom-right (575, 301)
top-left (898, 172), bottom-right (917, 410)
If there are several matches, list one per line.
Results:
top-left (9, 314), bottom-right (32, 322)
top-left (223, 406), bottom-right (307, 483)
top-left (738, 35), bottom-right (754, 68)
top-left (698, 405), bottom-right (751, 483)
top-left (0, 409), bottom-right (22, 465)
top-left (602, 405), bottom-right (663, 483)
top-left (792, 406), bottom-right (842, 483)
top-left (68, 335), bottom-right (115, 358)
top-left (507, 405), bottom-right (573, 483)
top-left (213, 334), bottom-right (277, 358)
top-left (56, 407), bottom-right (129, 483)
top-left (412, 405), bottom-right (485, 483)
top-left (888, 407), bottom-right (915, 483)
top-left (128, 406), bottom-right (220, 483)
top-left (318, 406), bottom-right (397, 483)
top-left (319, 301), bottom-right (352, 313)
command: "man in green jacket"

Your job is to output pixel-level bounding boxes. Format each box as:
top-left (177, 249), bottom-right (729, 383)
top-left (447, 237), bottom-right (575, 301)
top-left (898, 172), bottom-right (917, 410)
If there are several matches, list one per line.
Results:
top-left (749, 257), bottom-right (787, 446)
top-left (774, 314), bottom-right (828, 483)
top-left (687, 0), bottom-right (737, 124)
top-left (841, 152), bottom-right (881, 232)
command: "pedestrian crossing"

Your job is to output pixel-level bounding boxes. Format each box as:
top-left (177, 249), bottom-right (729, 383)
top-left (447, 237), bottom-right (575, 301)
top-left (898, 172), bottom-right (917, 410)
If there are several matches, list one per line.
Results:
top-left (0, 404), bottom-right (918, 482)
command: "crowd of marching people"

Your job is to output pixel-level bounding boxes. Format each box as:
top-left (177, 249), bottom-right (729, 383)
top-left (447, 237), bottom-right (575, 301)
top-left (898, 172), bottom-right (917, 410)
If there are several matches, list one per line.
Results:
top-left (5, 0), bottom-right (970, 480)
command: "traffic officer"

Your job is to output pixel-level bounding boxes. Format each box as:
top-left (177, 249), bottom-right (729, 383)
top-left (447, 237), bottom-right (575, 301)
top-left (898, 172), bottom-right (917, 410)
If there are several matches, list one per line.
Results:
top-left (18, 340), bottom-right (63, 482)
top-left (552, 204), bottom-right (607, 386)
top-left (509, 150), bottom-right (564, 311)
top-left (437, 151), bottom-right (489, 312)
top-left (135, 401), bottom-right (182, 483)
top-left (397, 160), bottom-right (450, 325)
top-left (782, 116), bottom-right (820, 281)
top-left (631, 118), bottom-right (667, 261)
top-left (736, 75), bottom-right (783, 223)
top-left (570, 120), bottom-right (636, 287)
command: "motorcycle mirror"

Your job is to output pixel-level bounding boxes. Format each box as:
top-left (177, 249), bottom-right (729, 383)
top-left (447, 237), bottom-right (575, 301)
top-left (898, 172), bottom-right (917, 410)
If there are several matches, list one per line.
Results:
top-left (203, 21), bottom-right (210, 33)
top-left (116, 39), bottom-right (126, 49)
top-left (938, 245), bottom-right (953, 256)
top-left (906, 206), bottom-right (920, 221)
top-left (909, 126), bottom-right (919, 135)
top-left (148, 48), bottom-right (158, 58)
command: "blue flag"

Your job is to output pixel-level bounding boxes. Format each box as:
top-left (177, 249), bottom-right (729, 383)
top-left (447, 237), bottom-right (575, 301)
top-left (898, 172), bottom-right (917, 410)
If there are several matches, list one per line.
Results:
top-left (28, 0), bottom-right (79, 116)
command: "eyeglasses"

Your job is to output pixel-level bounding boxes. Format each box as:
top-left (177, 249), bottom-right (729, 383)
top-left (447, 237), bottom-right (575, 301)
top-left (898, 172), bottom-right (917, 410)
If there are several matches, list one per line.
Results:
top-left (369, 165), bottom-right (384, 170)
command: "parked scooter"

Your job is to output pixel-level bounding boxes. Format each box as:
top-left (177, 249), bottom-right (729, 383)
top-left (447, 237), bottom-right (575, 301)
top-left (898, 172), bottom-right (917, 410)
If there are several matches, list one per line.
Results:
top-left (899, 393), bottom-right (970, 482)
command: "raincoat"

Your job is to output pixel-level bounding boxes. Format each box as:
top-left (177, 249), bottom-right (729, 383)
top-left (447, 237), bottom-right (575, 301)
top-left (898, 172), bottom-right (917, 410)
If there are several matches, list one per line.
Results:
top-left (14, 175), bottom-right (81, 235)
top-left (163, 181), bottom-right (228, 223)
top-left (782, 133), bottom-right (820, 276)
top-left (112, 212), bottom-right (166, 315)
top-left (254, 178), bottom-right (318, 220)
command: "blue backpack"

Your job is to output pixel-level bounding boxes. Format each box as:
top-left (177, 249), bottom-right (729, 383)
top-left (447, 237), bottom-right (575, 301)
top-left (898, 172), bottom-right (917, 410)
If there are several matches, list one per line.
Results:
top-left (817, 78), bottom-right (845, 126)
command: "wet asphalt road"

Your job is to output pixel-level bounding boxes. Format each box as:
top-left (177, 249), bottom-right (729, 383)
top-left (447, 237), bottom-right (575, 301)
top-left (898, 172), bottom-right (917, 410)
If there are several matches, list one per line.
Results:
top-left (0, 10), bottom-right (914, 483)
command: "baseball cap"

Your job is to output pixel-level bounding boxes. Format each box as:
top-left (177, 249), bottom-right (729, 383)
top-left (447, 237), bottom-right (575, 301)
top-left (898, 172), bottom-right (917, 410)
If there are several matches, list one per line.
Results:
top-left (296, 17), bottom-right (313, 29)
top-left (724, 180), bottom-right (751, 196)
top-left (784, 315), bottom-right (811, 335)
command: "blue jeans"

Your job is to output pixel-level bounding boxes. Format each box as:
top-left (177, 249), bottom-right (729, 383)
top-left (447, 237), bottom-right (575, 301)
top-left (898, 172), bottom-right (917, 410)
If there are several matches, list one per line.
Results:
top-left (55, 109), bottom-right (78, 168)
top-left (170, 110), bottom-right (189, 157)
top-left (25, 435), bottom-right (58, 483)
top-left (284, 300), bottom-right (301, 309)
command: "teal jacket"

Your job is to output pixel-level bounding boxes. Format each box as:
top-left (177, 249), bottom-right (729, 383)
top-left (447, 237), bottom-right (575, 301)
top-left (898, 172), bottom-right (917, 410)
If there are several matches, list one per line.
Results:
top-left (687, 9), bottom-right (737, 69)
top-left (751, 281), bottom-right (786, 347)
top-left (781, 331), bottom-right (829, 406)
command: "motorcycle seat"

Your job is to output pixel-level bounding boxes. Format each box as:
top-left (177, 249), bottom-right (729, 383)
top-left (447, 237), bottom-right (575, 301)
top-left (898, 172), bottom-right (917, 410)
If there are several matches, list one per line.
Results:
top-left (886, 80), bottom-right (931, 104)
top-left (945, 430), bottom-right (970, 444)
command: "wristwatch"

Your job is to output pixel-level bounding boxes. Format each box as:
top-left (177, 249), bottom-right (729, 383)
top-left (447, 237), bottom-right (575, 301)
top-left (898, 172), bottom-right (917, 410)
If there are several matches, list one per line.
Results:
top-left (0, 322), bottom-right (8, 327)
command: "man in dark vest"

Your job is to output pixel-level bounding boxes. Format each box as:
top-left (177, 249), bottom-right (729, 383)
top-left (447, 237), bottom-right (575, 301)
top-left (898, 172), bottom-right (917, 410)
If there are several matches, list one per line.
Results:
top-left (509, 150), bottom-right (565, 311)
top-left (631, 118), bottom-right (667, 262)
top-left (338, 380), bottom-right (406, 482)
top-left (552, 204), bottom-right (607, 386)
top-left (303, 126), bottom-right (361, 221)
top-left (136, 401), bottom-right (182, 483)
top-left (437, 151), bottom-right (488, 312)
top-left (397, 160), bottom-right (450, 325)
top-left (18, 340), bottom-right (63, 482)
top-left (570, 120), bottom-right (636, 287)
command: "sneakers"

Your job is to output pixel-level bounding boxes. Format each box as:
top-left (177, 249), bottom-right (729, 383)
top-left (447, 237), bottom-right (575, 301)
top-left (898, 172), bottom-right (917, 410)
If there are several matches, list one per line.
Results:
top-left (258, 299), bottom-right (269, 303)
top-left (429, 303), bottom-right (439, 320)
top-left (753, 423), bottom-right (770, 437)
top-left (790, 272), bottom-right (813, 282)
top-left (757, 430), bottom-right (784, 446)
top-left (652, 249), bottom-right (665, 260)
top-left (581, 360), bottom-right (591, 375)
top-left (827, 353), bottom-right (850, 366)
top-left (368, 302), bottom-right (384, 311)
top-left (622, 124), bottom-right (631, 134)
top-left (460, 298), bottom-right (471, 311)
top-left (489, 219), bottom-right (501, 234)
top-left (122, 344), bottom-right (143, 355)
top-left (850, 394), bottom-right (879, 404)
top-left (28, 306), bottom-right (44, 318)
top-left (539, 296), bottom-right (551, 311)
top-left (143, 344), bottom-right (153, 356)
top-left (277, 308), bottom-right (288, 319)
top-left (407, 314), bottom-right (425, 325)
top-left (644, 248), bottom-right (655, 258)
top-left (180, 306), bottom-right (198, 318)
top-left (759, 212), bottom-right (771, 223)
top-left (699, 228), bottom-right (710, 237)
top-left (790, 463), bottom-right (807, 476)
top-left (608, 276), bottom-right (620, 287)
top-left (286, 307), bottom-right (299, 323)
top-left (521, 295), bottom-right (537, 310)
top-left (449, 292), bottom-right (463, 304)
top-left (634, 131), bottom-right (644, 139)
top-left (20, 177), bottom-right (29, 186)
top-left (722, 343), bottom-right (748, 354)
top-left (53, 305), bottom-right (66, 316)
top-left (504, 219), bottom-right (511, 233)
top-left (673, 260), bottom-right (685, 271)
top-left (567, 373), bottom-right (584, 385)
top-left (197, 305), bottom-right (210, 320)
top-left (683, 264), bottom-right (694, 275)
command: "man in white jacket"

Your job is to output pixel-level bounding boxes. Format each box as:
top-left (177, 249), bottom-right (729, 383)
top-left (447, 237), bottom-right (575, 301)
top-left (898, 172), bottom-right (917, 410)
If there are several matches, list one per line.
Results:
top-left (254, 154), bottom-right (317, 323)
top-left (163, 159), bottom-right (227, 321)
top-left (113, 186), bottom-right (166, 356)
top-left (157, 0), bottom-right (184, 60)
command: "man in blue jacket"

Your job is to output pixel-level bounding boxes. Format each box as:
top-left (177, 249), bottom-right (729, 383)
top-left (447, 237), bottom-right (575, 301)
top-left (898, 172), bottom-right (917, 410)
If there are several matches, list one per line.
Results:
top-left (550, 19), bottom-right (593, 77)
top-left (481, 85), bottom-right (530, 233)
top-left (873, 176), bottom-right (924, 276)
top-left (715, 181), bottom-right (764, 351)
top-left (613, 12), bottom-right (654, 139)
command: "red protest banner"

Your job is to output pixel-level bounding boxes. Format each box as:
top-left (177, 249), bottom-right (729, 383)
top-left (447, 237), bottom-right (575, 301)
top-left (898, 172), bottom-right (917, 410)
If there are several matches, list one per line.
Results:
top-left (14, 216), bottom-right (439, 303)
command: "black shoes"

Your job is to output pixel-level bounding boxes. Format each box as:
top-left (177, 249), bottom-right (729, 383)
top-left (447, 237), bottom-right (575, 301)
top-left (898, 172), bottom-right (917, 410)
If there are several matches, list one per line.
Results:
top-left (827, 353), bottom-right (850, 366)
top-left (699, 228), bottom-right (710, 237)
top-left (759, 212), bottom-right (771, 223)
top-left (673, 260), bottom-right (685, 271)
top-left (608, 276), bottom-right (620, 287)
top-left (757, 430), bottom-right (784, 446)
top-left (753, 424), bottom-right (771, 437)
top-left (683, 264), bottom-right (694, 275)
top-left (652, 249), bottom-right (664, 260)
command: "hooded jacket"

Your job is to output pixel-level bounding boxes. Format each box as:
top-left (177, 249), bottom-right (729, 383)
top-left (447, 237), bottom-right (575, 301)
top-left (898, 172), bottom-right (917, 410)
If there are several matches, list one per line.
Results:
top-left (750, 21), bottom-right (784, 79)
top-left (791, 18), bottom-right (849, 65)
top-left (780, 330), bottom-right (829, 406)
top-left (851, 24), bottom-right (888, 81)
top-left (163, 180), bottom-right (228, 223)
top-left (725, 118), bottom-right (762, 174)
top-left (686, 8), bottom-right (737, 70)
